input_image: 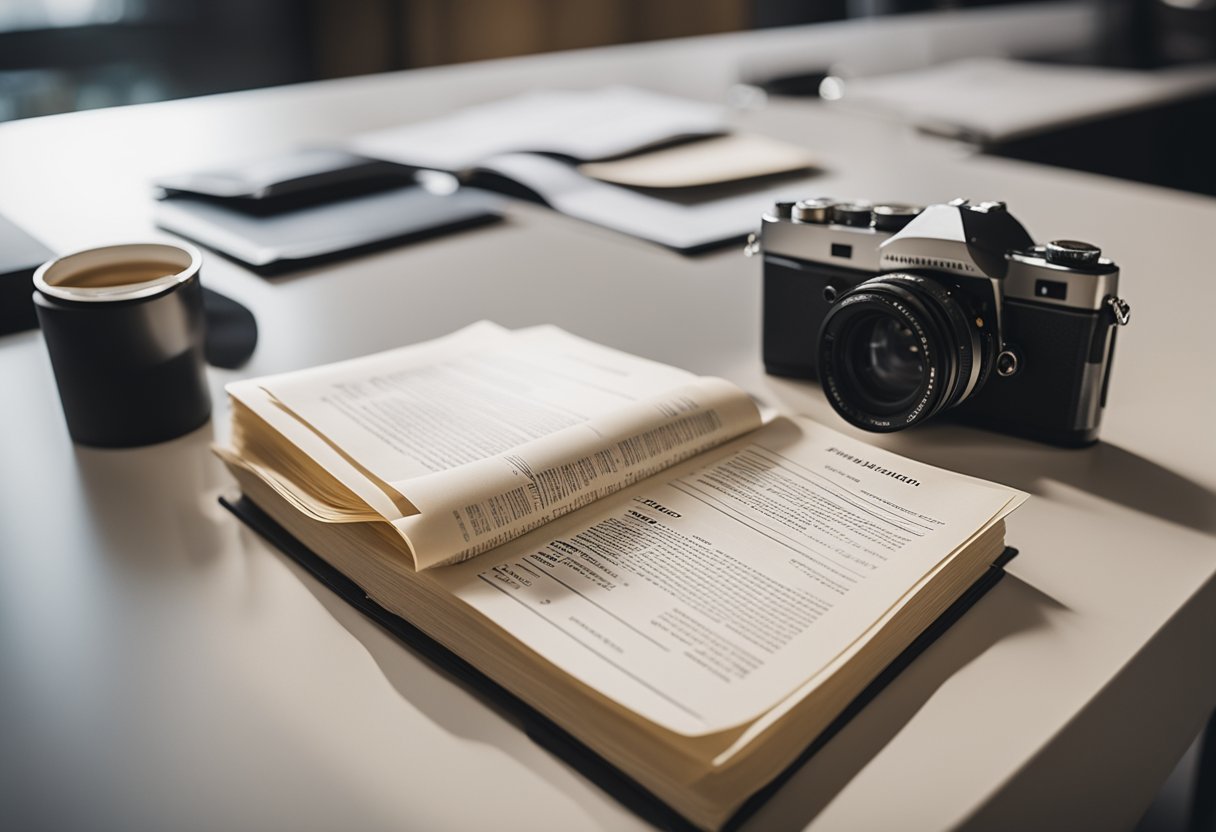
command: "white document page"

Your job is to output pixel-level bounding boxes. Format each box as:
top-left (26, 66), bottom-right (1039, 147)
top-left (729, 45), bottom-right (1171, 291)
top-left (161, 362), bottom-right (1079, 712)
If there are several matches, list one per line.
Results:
top-left (238, 323), bottom-right (765, 568)
top-left (479, 152), bottom-right (824, 251)
top-left (430, 417), bottom-right (1026, 736)
top-left (834, 57), bottom-right (1216, 142)
top-left (227, 321), bottom-right (516, 520)
top-left (394, 376), bottom-right (761, 567)
top-left (350, 87), bottom-right (726, 172)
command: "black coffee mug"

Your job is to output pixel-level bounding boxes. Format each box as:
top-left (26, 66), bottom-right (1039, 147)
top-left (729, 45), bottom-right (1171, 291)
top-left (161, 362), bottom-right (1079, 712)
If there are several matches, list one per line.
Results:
top-left (33, 242), bottom-right (211, 448)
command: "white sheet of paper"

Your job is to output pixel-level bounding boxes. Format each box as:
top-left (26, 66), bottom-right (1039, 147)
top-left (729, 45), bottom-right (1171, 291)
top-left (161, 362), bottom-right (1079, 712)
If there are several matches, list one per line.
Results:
top-left (231, 323), bottom-right (765, 568)
top-left (431, 416), bottom-right (1026, 735)
top-left (481, 152), bottom-right (823, 251)
top-left (834, 57), bottom-right (1216, 142)
top-left (350, 87), bottom-right (726, 171)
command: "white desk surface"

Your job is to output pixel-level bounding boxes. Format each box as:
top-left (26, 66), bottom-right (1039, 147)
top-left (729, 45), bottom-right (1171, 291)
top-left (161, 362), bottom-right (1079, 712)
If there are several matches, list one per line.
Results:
top-left (1, 6), bottom-right (1214, 831)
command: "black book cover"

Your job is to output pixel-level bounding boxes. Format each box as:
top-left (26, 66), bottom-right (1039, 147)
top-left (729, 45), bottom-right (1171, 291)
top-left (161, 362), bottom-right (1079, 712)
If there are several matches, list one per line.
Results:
top-left (0, 213), bottom-right (54, 335)
top-left (221, 495), bottom-right (1015, 831)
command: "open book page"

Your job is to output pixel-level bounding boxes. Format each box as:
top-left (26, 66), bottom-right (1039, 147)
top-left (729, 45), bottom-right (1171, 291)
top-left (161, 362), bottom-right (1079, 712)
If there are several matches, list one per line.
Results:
top-left (226, 321), bottom-right (517, 521)
top-left (350, 87), bottom-right (726, 172)
top-left (427, 416), bottom-right (1027, 736)
top-left (394, 376), bottom-right (761, 568)
top-left (229, 323), bottom-right (764, 567)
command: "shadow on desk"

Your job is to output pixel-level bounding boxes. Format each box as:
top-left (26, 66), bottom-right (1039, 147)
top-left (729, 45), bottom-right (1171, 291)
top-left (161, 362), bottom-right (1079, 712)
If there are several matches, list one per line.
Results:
top-left (758, 379), bottom-right (1216, 539)
top-left (743, 575), bottom-right (1063, 831)
top-left (255, 532), bottom-right (1062, 831)
top-left (889, 429), bottom-right (1216, 538)
top-left (72, 424), bottom-right (236, 571)
top-left (959, 573), bottom-right (1216, 832)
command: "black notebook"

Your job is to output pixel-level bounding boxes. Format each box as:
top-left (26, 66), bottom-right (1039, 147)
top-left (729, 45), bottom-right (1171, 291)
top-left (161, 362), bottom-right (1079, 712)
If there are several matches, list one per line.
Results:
top-left (222, 494), bottom-right (1014, 831)
top-left (153, 149), bottom-right (502, 274)
top-left (155, 185), bottom-right (501, 275)
top-left (0, 212), bottom-right (54, 335)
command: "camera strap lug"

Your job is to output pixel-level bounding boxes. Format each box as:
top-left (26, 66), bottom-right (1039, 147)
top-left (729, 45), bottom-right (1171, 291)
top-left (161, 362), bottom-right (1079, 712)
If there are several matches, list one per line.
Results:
top-left (1105, 295), bottom-right (1131, 326)
top-left (744, 233), bottom-right (760, 258)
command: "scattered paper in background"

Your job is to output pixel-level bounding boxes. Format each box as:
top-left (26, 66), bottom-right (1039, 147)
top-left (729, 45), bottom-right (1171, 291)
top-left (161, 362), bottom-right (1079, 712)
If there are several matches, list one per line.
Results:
top-left (579, 133), bottom-right (816, 189)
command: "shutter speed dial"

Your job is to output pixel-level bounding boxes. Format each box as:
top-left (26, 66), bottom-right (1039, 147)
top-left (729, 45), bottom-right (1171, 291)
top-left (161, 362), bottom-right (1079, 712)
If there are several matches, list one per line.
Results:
top-left (1045, 240), bottom-right (1101, 266)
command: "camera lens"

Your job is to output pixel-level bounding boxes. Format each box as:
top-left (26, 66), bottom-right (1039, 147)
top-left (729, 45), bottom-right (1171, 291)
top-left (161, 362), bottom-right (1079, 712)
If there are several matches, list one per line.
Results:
top-left (842, 315), bottom-right (925, 413)
top-left (817, 273), bottom-right (991, 432)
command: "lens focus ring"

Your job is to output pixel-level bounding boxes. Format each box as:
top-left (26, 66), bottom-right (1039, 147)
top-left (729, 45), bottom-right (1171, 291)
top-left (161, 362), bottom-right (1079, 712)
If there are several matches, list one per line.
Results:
top-left (817, 274), bottom-right (987, 432)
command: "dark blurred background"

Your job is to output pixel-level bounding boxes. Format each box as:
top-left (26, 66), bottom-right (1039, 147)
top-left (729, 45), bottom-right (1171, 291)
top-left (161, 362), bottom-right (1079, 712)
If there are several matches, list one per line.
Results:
top-left (3, 0), bottom-right (1213, 123)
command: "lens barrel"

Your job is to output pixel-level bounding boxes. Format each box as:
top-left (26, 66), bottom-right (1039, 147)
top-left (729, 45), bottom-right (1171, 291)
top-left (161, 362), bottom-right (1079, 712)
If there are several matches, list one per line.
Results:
top-left (817, 274), bottom-right (991, 432)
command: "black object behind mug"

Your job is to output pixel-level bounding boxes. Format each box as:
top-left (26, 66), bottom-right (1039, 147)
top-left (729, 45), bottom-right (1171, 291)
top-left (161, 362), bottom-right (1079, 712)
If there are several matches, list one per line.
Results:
top-left (202, 286), bottom-right (257, 369)
top-left (2, 212), bottom-right (258, 368)
top-left (0, 213), bottom-right (55, 335)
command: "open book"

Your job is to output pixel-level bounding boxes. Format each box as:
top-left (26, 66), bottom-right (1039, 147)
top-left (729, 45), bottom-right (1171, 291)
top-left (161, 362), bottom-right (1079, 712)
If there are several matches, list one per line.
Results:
top-left (216, 322), bottom-right (1026, 830)
top-left (349, 87), bottom-right (820, 252)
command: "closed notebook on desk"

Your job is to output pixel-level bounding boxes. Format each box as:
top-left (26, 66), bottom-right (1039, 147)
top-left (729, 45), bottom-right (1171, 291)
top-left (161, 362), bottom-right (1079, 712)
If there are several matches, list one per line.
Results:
top-left (0, 213), bottom-right (54, 334)
top-left (153, 149), bottom-right (502, 274)
top-left (155, 186), bottom-right (502, 274)
top-left (213, 323), bottom-right (1027, 830)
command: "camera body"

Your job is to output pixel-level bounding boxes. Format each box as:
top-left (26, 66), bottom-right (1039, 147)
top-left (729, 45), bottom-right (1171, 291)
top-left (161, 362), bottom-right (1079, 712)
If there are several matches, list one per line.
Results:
top-left (758, 198), bottom-right (1130, 446)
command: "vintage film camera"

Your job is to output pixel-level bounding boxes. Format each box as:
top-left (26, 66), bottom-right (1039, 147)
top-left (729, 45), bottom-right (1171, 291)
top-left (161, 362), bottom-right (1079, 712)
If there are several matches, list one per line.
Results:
top-left (753, 198), bottom-right (1131, 446)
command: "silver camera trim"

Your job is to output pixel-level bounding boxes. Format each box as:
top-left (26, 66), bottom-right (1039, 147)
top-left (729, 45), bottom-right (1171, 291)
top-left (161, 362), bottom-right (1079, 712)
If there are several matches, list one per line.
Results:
top-left (755, 198), bottom-right (1130, 443)
top-left (1004, 250), bottom-right (1120, 312)
top-left (759, 213), bottom-right (892, 272)
top-left (758, 203), bottom-right (1122, 320)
